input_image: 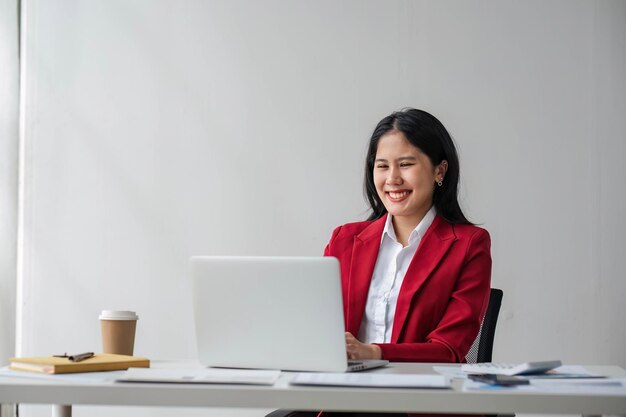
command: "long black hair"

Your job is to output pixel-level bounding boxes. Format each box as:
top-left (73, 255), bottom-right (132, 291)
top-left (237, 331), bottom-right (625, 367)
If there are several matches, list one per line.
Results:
top-left (364, 108), bottom-right (472, 225)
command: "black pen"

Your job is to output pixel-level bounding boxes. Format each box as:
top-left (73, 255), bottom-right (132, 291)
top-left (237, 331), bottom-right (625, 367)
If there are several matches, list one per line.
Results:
top-left (68, 352), bottom-right (94, 362)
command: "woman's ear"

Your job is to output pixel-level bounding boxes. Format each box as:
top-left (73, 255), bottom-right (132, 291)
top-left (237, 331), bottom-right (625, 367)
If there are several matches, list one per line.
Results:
top-left (436, 160), bottom-right (448, 184)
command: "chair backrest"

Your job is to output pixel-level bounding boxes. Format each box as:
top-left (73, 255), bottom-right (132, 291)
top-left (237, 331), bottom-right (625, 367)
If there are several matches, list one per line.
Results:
top-left (464, 288), bottom-right (503, 363)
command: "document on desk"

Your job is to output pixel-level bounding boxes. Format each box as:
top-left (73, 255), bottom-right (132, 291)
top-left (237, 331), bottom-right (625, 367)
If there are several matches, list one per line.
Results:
top-left (291, 373), bottom-right (450, 388)
top-left (435, 365), bottom-right (604, 380)
top-left (529, 377), bottom-right (626, 394)
top-left (0, 366), bottom-right (125, 382)
top-left (118, 368), bottom-right (281, 385)
top-left (464, 377), bottom-right (626, 394)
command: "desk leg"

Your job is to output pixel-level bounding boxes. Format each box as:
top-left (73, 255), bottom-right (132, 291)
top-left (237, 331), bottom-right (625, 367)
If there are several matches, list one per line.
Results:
top-left (0, 404), bottom-right (17, 417)
top-left (53, 405), bottom-right (72, 417)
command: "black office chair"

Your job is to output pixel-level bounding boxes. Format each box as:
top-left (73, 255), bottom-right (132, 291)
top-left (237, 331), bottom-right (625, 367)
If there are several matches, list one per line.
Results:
top-left (465, 287), bottom-right (503, 364)
top-left (266, 288), bottom-right (505, 417)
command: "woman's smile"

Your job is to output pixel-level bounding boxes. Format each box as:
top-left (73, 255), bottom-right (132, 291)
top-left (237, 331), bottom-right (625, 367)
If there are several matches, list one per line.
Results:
top-left (386, 190), bottom-right (412, 202)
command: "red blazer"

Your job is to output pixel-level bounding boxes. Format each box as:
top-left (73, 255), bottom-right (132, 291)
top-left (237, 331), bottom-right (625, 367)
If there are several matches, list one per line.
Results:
top-left (324, 214), bottom-right (492, 363)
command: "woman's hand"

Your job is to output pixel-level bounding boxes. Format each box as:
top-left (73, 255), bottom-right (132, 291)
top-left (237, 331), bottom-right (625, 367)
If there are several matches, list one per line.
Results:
top-left (345, 332), bottom-right (382, 360)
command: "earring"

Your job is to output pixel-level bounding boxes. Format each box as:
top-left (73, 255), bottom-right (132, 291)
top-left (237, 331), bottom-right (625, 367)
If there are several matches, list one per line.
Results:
top-left (437, 179), bottom-right (443, 187)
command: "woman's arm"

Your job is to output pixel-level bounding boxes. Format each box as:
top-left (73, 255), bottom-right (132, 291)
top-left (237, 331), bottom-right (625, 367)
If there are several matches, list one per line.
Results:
top-left (376, 228), bottom-right (492, 362)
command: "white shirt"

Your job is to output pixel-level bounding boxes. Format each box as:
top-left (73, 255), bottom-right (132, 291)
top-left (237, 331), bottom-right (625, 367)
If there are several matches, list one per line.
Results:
top-left (357, 207), bottom-right (436, 344)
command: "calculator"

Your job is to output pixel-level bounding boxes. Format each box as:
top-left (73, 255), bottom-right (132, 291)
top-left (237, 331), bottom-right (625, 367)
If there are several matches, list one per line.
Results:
top-left (461, 360), bottom-right (562, 376)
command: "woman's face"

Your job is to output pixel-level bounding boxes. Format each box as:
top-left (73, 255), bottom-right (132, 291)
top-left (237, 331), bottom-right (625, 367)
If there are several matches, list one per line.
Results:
top-left (373, 130), bottom-right (445, 224)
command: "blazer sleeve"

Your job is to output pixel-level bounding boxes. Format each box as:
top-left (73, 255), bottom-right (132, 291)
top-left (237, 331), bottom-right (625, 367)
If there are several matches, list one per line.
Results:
top-left (375, 228), bottom-right (492, 362)
top-left (323, 226), bottom-right (343, 256)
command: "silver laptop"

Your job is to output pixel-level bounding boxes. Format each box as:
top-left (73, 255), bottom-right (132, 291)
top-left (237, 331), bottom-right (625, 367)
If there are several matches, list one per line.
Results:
top-left (190, 256), bottom-right (388, 372)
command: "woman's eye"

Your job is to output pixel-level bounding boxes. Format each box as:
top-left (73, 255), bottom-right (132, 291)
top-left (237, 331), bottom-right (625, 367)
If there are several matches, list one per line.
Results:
top-left (400, 163), bottom-right (414, 167)
top-left (376, 164), bottom-right (388, 169)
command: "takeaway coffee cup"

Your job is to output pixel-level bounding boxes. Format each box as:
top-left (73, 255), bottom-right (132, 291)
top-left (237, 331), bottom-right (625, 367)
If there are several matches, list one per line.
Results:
top-left (99, 310), bottom-right (139, 356)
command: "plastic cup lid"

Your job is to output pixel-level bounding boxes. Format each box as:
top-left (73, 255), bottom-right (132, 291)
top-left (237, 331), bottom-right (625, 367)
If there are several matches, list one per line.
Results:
top-left (99, 310), bottom-right (139, 320)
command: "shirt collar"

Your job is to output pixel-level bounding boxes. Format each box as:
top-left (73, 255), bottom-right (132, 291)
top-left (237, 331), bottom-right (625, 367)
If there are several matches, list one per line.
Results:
top-left (382, 206), bottom-right (437, 245)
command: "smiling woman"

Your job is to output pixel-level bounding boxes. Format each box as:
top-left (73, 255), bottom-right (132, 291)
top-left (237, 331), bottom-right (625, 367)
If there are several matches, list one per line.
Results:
top-left (285, 109), bottom-right (492, 417)
top-left (330, 108), bottom-right (490, 367)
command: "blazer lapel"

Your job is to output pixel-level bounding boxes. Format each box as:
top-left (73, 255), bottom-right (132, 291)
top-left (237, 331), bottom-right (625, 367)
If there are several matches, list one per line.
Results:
top-left (391, 215), bottom-right (456, 343)
top-left (345, 215), bottom-right (386, 335)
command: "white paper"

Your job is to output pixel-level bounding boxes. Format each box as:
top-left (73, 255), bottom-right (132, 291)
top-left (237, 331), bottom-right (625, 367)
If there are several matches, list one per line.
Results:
top-left (530, 377), bottom-right (626, 394)
top-left (463, 377), bottom-right (626, 394)
top-left (0, 366), bottom-right (126, 382)
top-left (118, 367), bottom-right (281, 385)
top-left (291, 373), bottom-right (450, 388)
top-left (433, 365), bottom-right (466, 379)
top-left (439, 365), bottom-right (603, 381)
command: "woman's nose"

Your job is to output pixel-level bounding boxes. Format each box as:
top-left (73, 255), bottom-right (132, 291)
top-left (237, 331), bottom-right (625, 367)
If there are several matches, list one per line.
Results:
top-left (385, 167), bottom-right (403, 185)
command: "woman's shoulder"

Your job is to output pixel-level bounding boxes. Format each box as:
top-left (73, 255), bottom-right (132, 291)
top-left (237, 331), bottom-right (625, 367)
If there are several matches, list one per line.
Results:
top-left (325, 217), bottom-right (385, 249)
top-left (330, 219), bottom-right (378, 238)
top-left (447, 221), bottom-right (491, 245)
top-left (450, 222), bottom-right (489, 235)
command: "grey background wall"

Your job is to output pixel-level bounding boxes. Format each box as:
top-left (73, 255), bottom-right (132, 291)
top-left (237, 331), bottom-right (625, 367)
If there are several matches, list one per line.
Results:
top-left (8, 1), bottom-right (626, 416)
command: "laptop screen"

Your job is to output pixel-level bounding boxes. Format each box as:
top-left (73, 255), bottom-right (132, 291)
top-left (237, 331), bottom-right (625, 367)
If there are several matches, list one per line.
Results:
top-left (190, 256), bottom-right (350, 372)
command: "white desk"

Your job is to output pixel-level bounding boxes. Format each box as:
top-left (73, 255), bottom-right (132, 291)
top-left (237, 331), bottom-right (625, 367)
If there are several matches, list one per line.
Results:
top-left (1, 362), bottom-right (625, 417)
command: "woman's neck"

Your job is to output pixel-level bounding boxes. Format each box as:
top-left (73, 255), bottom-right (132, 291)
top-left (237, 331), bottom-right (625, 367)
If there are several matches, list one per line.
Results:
top-left (391, 209), bottom-right (430, 247)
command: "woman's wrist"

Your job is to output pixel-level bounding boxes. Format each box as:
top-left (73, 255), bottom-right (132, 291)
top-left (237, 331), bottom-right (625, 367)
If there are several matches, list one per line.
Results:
top-left (371, 344), bottom-right (383, 359)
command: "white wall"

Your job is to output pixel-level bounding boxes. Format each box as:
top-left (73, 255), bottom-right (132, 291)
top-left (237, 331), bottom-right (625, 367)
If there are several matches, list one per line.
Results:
top-left (14, 1), bottom-right (626, 416)
top-left (0, 0), bottom-right (19, 364)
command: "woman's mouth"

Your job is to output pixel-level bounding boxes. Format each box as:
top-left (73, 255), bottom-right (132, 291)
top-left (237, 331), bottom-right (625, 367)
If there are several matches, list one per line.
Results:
top-left (386, 190), bottom-right (411, 203)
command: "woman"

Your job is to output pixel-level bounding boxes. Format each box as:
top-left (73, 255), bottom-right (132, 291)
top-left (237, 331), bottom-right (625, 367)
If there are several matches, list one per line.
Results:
top-left (326, 108), bottom-right (492, 364)
top-left (279, 109), bottom-right (491, 417)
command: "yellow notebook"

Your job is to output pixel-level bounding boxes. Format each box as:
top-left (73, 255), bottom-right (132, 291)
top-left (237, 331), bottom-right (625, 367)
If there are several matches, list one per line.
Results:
top-left (9, 353), bottom-right (150, 374)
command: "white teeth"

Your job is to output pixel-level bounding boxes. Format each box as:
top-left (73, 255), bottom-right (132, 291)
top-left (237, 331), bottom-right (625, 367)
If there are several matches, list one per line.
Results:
top-left (389, 191), bottom-right (409, 199)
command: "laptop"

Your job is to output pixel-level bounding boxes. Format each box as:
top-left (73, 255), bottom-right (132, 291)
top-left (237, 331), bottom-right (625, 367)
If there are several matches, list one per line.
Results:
top-left (190, 256), bottom-right (388, 372)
